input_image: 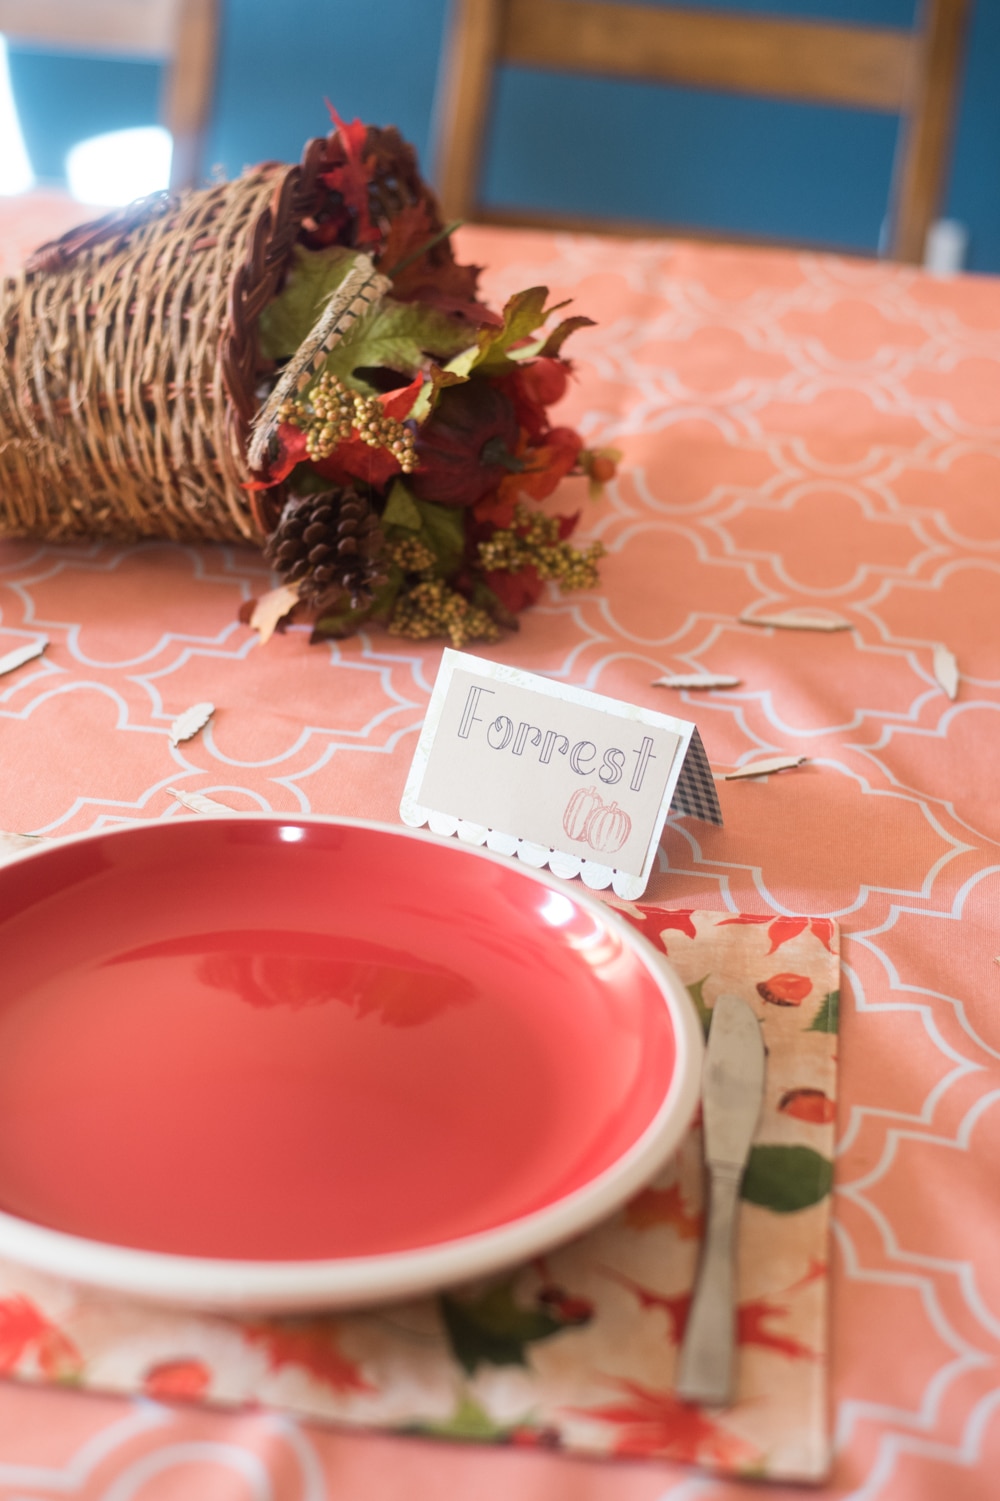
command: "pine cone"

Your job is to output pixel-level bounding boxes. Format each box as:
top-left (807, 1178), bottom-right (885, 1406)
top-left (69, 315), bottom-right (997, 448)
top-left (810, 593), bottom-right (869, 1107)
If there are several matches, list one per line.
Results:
top-left (265, 489), bottom-right (386, 610)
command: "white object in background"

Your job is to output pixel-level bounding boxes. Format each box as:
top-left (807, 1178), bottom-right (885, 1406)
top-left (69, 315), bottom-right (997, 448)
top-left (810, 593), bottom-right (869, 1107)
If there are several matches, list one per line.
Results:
top-left (66, 124), bottom-right (172, 207)
top-left (0, 36), bottom-right (34, 194)
top-left (924, 218), bottom-right (968, 276)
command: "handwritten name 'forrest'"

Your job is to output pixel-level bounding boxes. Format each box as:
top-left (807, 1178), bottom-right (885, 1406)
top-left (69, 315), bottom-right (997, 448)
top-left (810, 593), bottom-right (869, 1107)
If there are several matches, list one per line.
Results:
top-left (457, 685), bottom-right (657, 793)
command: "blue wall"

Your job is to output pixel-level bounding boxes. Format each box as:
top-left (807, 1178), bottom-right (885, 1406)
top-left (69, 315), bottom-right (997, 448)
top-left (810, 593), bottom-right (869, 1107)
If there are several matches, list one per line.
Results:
top-left (8, 0), bottom-right (999, 271)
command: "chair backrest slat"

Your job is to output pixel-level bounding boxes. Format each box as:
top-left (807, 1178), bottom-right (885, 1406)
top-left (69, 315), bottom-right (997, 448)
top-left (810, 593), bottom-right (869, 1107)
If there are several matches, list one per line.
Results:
top-left (434, 0), bottom-right (971, 262)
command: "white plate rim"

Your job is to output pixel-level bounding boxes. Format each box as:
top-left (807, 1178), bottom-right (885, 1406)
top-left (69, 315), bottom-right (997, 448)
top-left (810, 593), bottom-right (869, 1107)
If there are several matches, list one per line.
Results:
top-left (0, 815), bottom-right (704, 1311)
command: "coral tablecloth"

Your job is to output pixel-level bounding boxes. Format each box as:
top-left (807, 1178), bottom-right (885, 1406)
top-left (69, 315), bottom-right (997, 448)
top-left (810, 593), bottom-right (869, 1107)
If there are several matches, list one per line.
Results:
top-left (1, 193), bottom-right (999, 1500)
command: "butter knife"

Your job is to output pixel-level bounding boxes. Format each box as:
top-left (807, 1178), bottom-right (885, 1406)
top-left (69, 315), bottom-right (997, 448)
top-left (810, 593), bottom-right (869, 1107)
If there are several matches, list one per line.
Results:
top-left (675, 992), bottom-right (765, 1407)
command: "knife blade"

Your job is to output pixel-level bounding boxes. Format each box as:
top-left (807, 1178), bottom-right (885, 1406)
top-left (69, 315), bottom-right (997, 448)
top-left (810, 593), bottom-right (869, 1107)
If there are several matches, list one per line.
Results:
top-left (674, 992), bottom-right (766, 1407)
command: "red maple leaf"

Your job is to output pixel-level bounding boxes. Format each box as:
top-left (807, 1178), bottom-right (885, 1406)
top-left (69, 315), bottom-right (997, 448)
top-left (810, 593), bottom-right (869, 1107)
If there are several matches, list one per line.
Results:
top-left (603, 1270), bottom-right (691, 1342)
top-left (243, 1319), bottom-right (374, 1393)
top-left (737, 1298), bottom-right (818, 1361)
top-left (610, 1272), bottom-right (820, 1361)
top-left (624, 1180), bottom-right (703, 1238)
top-left (322, 104), bottom-right (379, 247)
top-left (0, 1295), bottom-right (81, 1377)
top-left (572, 1378), bottom-right (759, 1465)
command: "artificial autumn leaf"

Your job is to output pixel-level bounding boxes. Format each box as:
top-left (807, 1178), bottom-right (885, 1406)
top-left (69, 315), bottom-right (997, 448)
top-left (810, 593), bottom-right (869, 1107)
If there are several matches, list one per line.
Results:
top-left (538, 313), bottom-right (595, 358)
top-left (933, 643), bottom-right (959, 699)
top-left (381, 477), bottom-right (423, 530)
top-left (499, 426), bottom-right (581, 503)
top-left (169, 701), bottom-right (214, 747)
top-left (322, 104), bottom-right (379, 246)
top-left (167, 786), bottom-right (237, 816)
top-left (506, 357), bottom-right (570, 438)
top-left (654, 672), bottom-right (742, 689)
top-left (257, 244), bottom-right (356, 360)
top-left (0, 637), bottom-right (46, 676)
top-left (724, 755), bottom-right (807, 779)
top-left (244, 1317), bottom-right (375, 1392)
top-left (320, 297), bottom-right (476, 390)
top-left (410, 379), bottom-right (521, 507)
top-left (249, 584), bottom-right (301, 644)
top-left (378, 200), bottom-right (483, 308)
top-left (741, 1143), bottom-right (833, 1212)
top-left (472, 287), bottom-right (570, 375)
top-left (0, 830), bottom-right (43, 865)
top-left (740, 607), bottom-right (852, 632)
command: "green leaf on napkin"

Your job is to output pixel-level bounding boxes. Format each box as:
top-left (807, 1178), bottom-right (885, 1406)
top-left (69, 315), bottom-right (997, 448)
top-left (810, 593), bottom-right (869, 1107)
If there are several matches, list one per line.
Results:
top-left (741, 1144), bottom-right (833, 1213)
top-left (439, 1275), bottom-right (593, 1374)
top-left (686, 975), bottom-right (712, 1037)
top-left (410, 1393), bottom-right (513, 1441)
top-left (809, 989), bottom-right (840, 1034)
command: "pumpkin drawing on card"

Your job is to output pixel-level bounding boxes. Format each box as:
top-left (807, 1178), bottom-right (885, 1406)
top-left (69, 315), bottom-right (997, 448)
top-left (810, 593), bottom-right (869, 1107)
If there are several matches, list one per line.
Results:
top-left (562, 786), bottom-right (632, 856)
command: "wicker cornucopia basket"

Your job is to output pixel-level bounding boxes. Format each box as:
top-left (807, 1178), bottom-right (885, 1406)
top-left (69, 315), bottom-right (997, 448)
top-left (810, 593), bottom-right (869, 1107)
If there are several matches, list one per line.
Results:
top-left (0, 126), bottom-right (434, 546)
top-left (0, 115), bottom-right (614, 647)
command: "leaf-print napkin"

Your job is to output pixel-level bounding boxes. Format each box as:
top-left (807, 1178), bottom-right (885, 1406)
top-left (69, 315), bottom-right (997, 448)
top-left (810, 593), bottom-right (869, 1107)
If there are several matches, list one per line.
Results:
top-left (0, 907), bottom-right (838, 1482)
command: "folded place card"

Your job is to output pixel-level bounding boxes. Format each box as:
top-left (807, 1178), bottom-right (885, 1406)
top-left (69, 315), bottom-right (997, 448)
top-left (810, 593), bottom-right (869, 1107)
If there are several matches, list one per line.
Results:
top-left (400, 651), bottom-right (723, 899)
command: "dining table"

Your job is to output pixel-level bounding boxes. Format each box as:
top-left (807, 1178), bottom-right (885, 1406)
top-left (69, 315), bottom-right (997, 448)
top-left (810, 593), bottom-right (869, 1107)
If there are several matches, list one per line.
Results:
top-left (0, 187), bottom-right (997, 1501)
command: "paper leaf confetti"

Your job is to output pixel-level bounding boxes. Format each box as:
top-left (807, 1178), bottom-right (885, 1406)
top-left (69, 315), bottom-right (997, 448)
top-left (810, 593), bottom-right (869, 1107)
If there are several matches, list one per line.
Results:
top-left (0, 830), bottom-right (44, 864)
top-left (933, 644), bottom-right (959, 700)
top-left (167, 787), bottom-right (237, 816)
top-left (654, 673), bottom-right (741, 690)
top-left (249, 584), bottom-right (301, 645)
top-left (725, 756), bottom-right (808, 780)
top-left (740, 609), bottom-right (851, 632)
top-left (169, 703), bottom-right (215, 747)
top-left (0, 637), bottom-right (47, 677)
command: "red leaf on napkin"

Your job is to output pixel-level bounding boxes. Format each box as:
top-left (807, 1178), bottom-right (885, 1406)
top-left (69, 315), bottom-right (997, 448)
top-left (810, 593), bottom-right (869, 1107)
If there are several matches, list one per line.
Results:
top-left (0, 1295), bottom-right (81, 1377)
top-left (574, 1378), bottom-right (760, 1465)
top-left (624, 1180), bottom-right (703, 1238)
top-left (244, 1320), bottom-right (374, 1393)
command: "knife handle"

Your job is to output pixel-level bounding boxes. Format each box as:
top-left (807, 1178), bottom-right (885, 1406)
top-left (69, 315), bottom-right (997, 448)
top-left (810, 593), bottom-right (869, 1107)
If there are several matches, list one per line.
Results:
top-left (674, 1162), bottom-right (743, 1407)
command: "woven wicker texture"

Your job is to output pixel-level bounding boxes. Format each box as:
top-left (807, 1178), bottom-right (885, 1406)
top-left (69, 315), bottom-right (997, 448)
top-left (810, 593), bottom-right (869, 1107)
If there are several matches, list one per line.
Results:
top-left (0, 127), bottom-right (433, 546)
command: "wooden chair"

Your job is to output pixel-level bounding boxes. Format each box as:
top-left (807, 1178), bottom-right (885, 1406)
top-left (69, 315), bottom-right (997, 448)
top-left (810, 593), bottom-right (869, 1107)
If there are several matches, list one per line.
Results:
top-left (432, 0), bottom-right (970, 262)
top-left (0, 0), bottom-right (219, 189)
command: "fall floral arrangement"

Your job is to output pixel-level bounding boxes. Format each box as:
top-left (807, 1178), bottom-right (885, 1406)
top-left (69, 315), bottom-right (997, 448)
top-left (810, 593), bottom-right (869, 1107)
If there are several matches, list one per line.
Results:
top-left (246, 111), bottom-right (617, 648)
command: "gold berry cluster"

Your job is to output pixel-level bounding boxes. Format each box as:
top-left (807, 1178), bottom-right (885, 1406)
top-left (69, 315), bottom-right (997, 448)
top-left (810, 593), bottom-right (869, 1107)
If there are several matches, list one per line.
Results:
top-left (388, 579), bottom-right (499, 650)
top-left (279, 371), bottom-right (417, 472)
top-left (477, 503), bottom-right (605, 591)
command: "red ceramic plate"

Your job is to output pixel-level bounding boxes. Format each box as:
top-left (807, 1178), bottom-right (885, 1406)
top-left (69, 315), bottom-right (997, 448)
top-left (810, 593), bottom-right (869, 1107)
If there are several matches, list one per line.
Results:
top-left (0, 818), bottom-right (702, 1310)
